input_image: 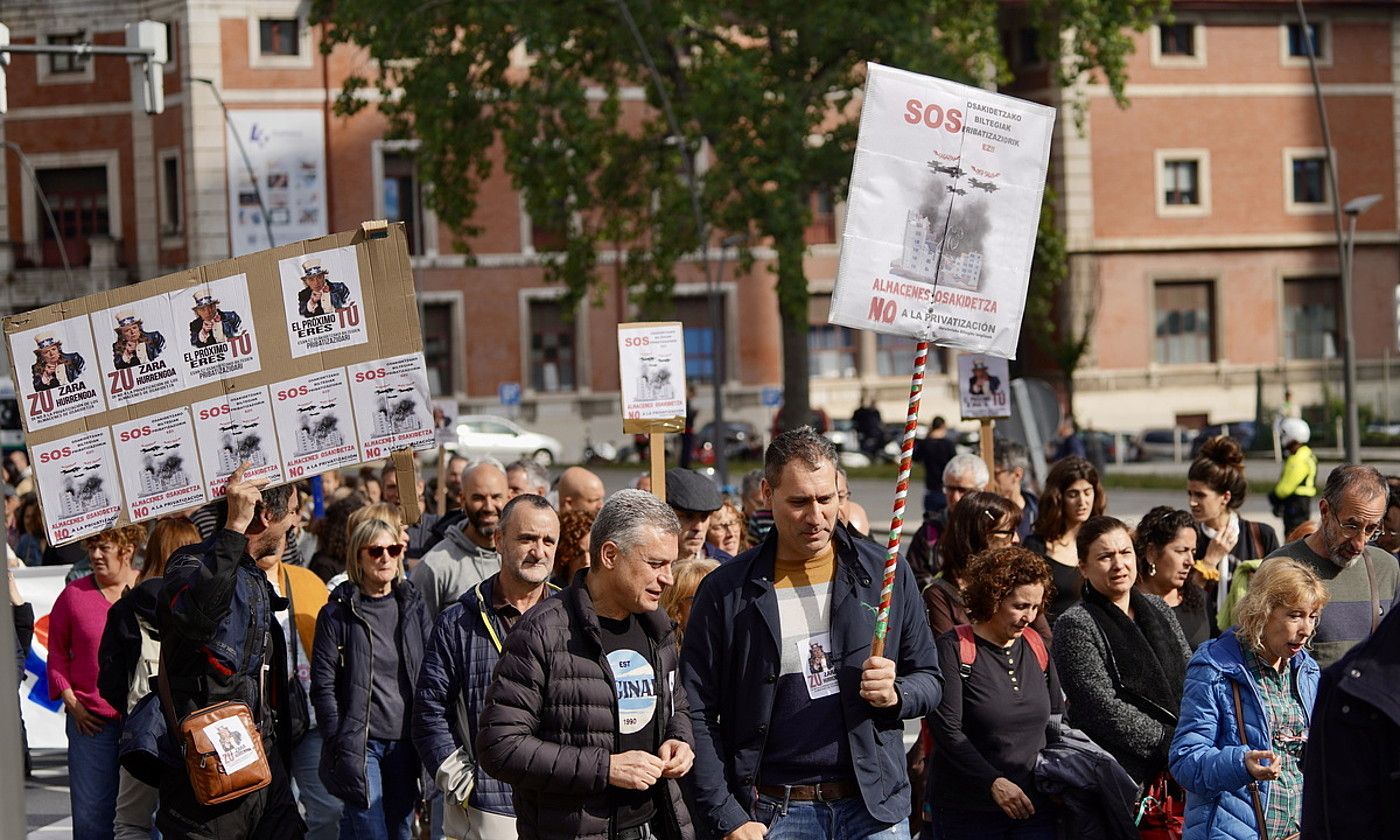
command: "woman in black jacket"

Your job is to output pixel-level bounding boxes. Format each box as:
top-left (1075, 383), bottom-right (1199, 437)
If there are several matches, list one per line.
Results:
top-left (311, 517), bottom-right (431, 840)
top-left (1135, 506), bottom-right (1216, 650)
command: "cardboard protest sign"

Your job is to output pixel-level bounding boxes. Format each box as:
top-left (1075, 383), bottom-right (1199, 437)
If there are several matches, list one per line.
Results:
top-left (618, 322), bottom-right (687, 434)
top-left (830, 63), bottom-right (1055, 358)
top-left (4, 222), bottom-right (429, 545)
top-left (113, 408), bottom-right (206, 520)
top-left (10, 316), bottom-right (107, 432)
top-left (957, 353), bottom-right (1011, 420)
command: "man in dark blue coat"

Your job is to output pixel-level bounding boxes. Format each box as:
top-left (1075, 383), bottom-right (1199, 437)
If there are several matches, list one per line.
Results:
top-left (681, 427), bottom-right (942, 840)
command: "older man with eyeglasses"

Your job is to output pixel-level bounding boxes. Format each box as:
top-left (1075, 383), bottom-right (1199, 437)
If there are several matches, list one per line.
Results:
top-left (1265, 465), bottom-right (1400, 669)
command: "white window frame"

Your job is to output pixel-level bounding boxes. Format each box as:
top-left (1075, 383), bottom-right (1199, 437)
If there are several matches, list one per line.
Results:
top-left (36, 27), bottom-right (96, 86)
top-left (21, 150), bottom-right (123, 249)
top-left (519, 288), bottom-right (588, 394)
top-left (518, 193), bottom-right (580, 256)
top-left (1281, 17), bottom-right (1332, 68)
top-left (1283, 147), bottom-right (1334, 215)
top-left (370, 139), bottom-right (439, 257)
top-left (1149, 276), bottom-right (1219, 366)
top-left (156, 147), bottom-right (183, 245)
top-left (1154, 149), bottom-right (1211, 218)
top-left (248, 13), bottom-right (313, 70)
top-left (1150, 19), bottom-right (1206, 68)
top-left (419, 291), bottom-right (465, 397)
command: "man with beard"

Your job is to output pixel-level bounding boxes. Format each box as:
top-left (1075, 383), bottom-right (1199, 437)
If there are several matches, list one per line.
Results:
top-left (1266, 465), bottom-right (1400, 669)
top-left (414, 494), bottom-right (560, 839)
top-left (411, 462), bottom-right (506, 620)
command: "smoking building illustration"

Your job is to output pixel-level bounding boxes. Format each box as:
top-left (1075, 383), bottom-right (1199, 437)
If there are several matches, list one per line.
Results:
top-left (137, 445), bottom-right (191, 496)
top-left (888, 156), bottom-right (993, 293)
top-left (294, 406), bottom-right (345, 456)
top-left (59, 469), bottom-right (110, 517)
top-left (369, 386), bottom-right (423, 438)
top-left (636, 357), bottom-right (675, 402)
top-left (217, 424), bottom-right (270, 474)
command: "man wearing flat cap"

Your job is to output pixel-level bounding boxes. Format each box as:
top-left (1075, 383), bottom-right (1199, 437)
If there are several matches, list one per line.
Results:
top-left (31, 333), bottom-right (85, 391)
top-left (297, 258), bottom-right (352, 318)
top-left (666, 468), bottom-right (730, 563)
top-left (111, 311), bottom-right (166, 369)
top-left (189, 289), bottom-right (243, 347)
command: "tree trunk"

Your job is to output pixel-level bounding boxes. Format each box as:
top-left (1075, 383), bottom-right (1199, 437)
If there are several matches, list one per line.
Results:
top-left (775, 232), bottom-right (811, 433)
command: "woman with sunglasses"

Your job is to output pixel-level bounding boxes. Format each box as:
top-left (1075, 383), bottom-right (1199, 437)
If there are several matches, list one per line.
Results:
top-left (1169, 559), bottom-right (1327, 840)
top-left (924, 492), bottom-right (1031, 636)
top-left (312, 518), bottom-right (433, 840)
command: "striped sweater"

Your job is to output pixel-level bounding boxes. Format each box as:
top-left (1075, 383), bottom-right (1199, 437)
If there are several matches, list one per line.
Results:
top-left (1265, 540), bottom-right (1400, 670)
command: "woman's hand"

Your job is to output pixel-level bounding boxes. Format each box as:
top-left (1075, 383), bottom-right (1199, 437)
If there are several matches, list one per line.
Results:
top-left (990, 776), bottom-right (1035, 820)
top-left (62, 690), bottom-right (104, 736)
top-left (1245, 749), bottom-right (1280, 782)
top-left (1202, 528), bottom-right (1237, 571)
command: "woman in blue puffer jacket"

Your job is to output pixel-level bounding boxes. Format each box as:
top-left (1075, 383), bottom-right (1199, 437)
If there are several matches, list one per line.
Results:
top-left (1169, 558), bottom-right (1327, 840)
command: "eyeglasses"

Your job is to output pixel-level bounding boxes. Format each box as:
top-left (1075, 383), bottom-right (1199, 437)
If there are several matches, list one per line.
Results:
top-left (363, 543), bottom-right (405, 559)
top-left (989, 529), bottom-right (1016, 540)
top-left (1329, 510), bottom-right (1384, 542)
top-left (944, 485), bottom-right (978, 495)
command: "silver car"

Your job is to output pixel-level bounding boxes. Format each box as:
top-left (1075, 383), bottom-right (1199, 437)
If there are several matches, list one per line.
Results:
top-left (450, 414), bottom-right (563, 466)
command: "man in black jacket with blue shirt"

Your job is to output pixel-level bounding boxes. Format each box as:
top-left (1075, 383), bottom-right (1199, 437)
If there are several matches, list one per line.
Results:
top-left (681, 427), bottom-right (941, 840)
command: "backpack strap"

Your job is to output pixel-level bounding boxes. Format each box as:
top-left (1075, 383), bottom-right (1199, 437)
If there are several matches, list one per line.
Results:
top-left (954, 624), bottom-right (976, 678)
top-left (1023, 626), bottom-right (1049, 672)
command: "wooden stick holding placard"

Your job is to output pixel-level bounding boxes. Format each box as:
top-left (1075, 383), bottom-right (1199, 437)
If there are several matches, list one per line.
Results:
top-left (392, 448), bottom-right (421, 526)
top-left (650, 434), bottom-right (667, 501)
top-left (980, 418), bottom-right (996, 480)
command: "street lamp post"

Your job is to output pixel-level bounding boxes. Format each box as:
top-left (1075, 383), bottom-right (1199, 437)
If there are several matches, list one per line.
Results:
top-left (1342, 193), bottom-right (1383, 464)
top-left (710, 233), bottom-right (746, 491)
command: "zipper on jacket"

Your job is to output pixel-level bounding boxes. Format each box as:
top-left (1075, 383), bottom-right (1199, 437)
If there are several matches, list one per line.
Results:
top-left (347, 591), bottom-right (373, 809)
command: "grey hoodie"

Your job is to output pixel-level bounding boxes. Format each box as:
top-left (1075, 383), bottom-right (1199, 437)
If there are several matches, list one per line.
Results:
top-left (409, 523), bottom-right (500, 620)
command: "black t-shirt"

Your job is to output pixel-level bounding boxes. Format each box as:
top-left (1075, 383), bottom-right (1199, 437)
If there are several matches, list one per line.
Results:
top-left (360, 593), bottom-right (411, 740)
top-left (917, 436), bottom-right (959, 491)
top-left (599, 613), bottom-right (659, 829)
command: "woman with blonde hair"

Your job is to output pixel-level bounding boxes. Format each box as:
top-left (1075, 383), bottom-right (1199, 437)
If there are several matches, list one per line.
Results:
top-left (1170, 558), bottom-right (1328, 840)
top-left (660, 557), bottom-right (719, 645)
top-left (312, 517), bottom-right (432, 839)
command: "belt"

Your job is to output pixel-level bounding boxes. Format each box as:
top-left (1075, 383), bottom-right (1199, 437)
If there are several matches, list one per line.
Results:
top-left (756, 779), bottom-right (859, 802)
top-left (616, 824), bottom-right (653, 840)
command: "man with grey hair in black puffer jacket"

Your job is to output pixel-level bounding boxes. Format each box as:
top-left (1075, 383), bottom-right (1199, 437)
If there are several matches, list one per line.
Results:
top-left (477, 489), bottom-right (696, 840)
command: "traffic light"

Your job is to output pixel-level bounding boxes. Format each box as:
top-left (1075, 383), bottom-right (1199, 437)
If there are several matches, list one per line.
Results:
top-left (126, 20), bottom-right (166, 115)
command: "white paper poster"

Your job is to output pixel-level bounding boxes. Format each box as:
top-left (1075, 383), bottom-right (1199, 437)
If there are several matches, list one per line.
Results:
top-left (957, 353), bottom-right (1012, 419)
top-left (830, 63), bottom-right (1056, 358)
top-left (89, 295), bottom-right (185, 408)
top-left (31, 428), bottom-right (121, 544)
top-left (169, 274), bottom-right (262, 383)
top-left (192, 387), bottom-right (284, 499)
top-left (278, 245), bottom-right (369, 358)
top-left (270, 369), bottom-right (360, 480)
top-left (226, 109), bottom-right (329, 256)
top-left (348, 354), bottom-right (436, 461)
top-left (113, 408), bottom-right (206, 520)
top-left (10, 317), bottom-right (107, 432)
top-left (617, 322), bottom-right (687, 423)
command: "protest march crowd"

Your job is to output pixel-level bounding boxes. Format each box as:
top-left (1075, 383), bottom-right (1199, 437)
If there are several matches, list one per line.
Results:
top-left (8, 415), bottom-right (1400, 840)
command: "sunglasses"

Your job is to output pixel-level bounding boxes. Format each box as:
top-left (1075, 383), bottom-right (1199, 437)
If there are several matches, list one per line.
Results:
top-left (363, 543), bottom-right (405, 559)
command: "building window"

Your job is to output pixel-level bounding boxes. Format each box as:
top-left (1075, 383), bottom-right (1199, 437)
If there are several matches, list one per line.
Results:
top-left (421, 301), bottom-right (457, 395)
top-left (808, 294), bottom-right (857, 379)
top-left (1291, 156), bottom-right (1328, 205)
top-left (1163, 160), bottom-right (1199, 206)
top-left (528, 299), bottom-right (576, 392)
top-left (1153, 281), bottom-right (1215, 364)
top-left (875, 334), bottom-right (946, 378)
top-left (805, 190), bottom-right (837, 245)
top-left (382, 151), bottom-right (424, 255)
top-left (1018, 28), bottom-right (1041, 65)
top-left (1286, 22), bottom-right (1323, 58)
top-left (673, 295), bottom-right (722, 385)
top-left (528, 198), bottom-right (569, 253)
top-left (158, 151), bottom-right (181, 236)
top-left (1283, 277), bottom-right (1339, 360)
top-left (46, 33), bottom-right (87, 75)
top-left (1159, 23), bottom-right (1196, 56)
top-left (259, 19), bottom-right (300, 57)
top-left (36, 166), bottom-right (109, 268)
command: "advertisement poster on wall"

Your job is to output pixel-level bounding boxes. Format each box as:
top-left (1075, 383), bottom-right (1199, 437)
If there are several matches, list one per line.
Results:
top-left (226, 109), bottom-right (329, 256)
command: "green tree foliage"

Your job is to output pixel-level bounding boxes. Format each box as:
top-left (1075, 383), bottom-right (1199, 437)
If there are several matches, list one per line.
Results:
top-left (317, 0), bottom-right (1164, 427)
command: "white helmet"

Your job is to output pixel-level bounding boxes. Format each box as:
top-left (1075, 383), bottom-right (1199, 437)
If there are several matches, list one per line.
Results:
top-left (1280, 417), bottom-right (1310, 447)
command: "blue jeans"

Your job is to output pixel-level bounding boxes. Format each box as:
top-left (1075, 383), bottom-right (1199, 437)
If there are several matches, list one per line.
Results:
top-left (338, 738), bottom-right (417, 840)
top-left (67, 713), bottom-right (121, 840)
top-left (927, 805), bottom-right (1058, 840)
top-left (753, 794), bottom-right (910, 840)
top-left (293, 728), bottom-right (343, 840)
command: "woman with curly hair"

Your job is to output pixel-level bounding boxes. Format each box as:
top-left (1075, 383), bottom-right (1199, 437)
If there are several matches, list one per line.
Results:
top-left (1137, 506), bottom-right (1217, 650)
top-left (927, 546), bottom-right (1060, 839)
top-left (1026, 456), bottom-right (1106, 622)
top-left (1187, 436), bottom-right (1279, 618)
top-left (552, 508), bottom-right (594, 587)
top-left (1170, 558), bottom-right (1327, 840)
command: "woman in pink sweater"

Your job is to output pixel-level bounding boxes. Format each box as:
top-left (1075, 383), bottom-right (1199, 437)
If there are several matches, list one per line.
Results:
top-left (48, 525), bottom-right (144, 840)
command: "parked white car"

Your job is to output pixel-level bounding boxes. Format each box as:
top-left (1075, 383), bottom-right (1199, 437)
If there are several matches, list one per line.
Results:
top-left (450, 414), bottom-right (563, 466)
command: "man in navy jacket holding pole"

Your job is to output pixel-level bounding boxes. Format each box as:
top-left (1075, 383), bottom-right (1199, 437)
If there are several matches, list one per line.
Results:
top-left (681, 427), bottom-right (942, 840)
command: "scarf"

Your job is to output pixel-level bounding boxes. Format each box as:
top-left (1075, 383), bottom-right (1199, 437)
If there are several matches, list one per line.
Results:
top-left (1199, 511), bottom-right (1239, 618)
top-left (1080, 582), bottom-right (1186, 726)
